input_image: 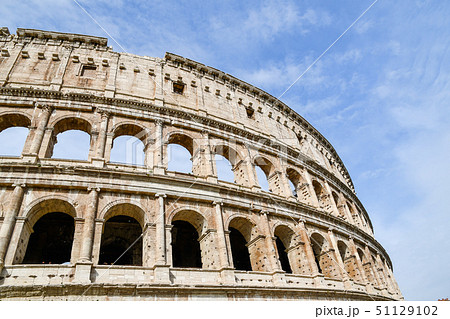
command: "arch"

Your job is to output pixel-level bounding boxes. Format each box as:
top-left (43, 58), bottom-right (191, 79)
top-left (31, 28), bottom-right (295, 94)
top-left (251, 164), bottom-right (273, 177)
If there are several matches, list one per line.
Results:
top-left (166, 132), bottom-right (196, 156)
top-left (286, 167), bottom-right (305, 197)
top-left (312, 180), bottom-right (326, 199)
top-left (310, 232), bottom-right (338, 278)
top-left (213, 144), bottom-right (244, 183)
top-left (166, 132), bottom-right (196, 173)
top-left (337, 240), bottom-right (362, 282)
top-left (357, 247), bottom-right (378, 286)
top-left (253, 156), bottom-right (274, 192)
top-left (227, 216), bottom-right (257, 243)
top-left (22, 212), bottom-right (75, 264)
top-left (0, 112), bottom-right (32, 132)
top-left (111, 122), bottom-right (149, 143)
top-left (213, 144), bottom-right (243, 167)
top-left (274, 225), bottom-right (298, 274)
top-left (229, 226), bottom-right (252, 271)
top-left (99, 215), bottom-right (143, 266)
top-left (332, 191), bottom-right (347, 219)
top-left (337, 240), bottom-right (351, 261)
top-left (18, 197), bottom-right (77, 265)
top-left (0, 113), bottom-right (32, 156)
top-left (253, 155), bottom-right (276, 177)
top-left (312, 180), bottom-right (333, 213)
top-left (51, 116), bottom-right (92, 136)
top-left (48, 116), bottom-right (93, 160)
top-left (169, 209), bottom-right (208, 269)
top-left (101, 202), bottom-right (146, 229)
top-left (227, 216), bottom-right (262, 272)
top-left (357, 248), bottom-right (367, 263)
top-left (346, 200), bottom-right (361, 226)
top-left (171, 220), bottom-right (202, 268)
top-left (23, 196), bottom-right (78, 227)
top-left (110, 123), bottom-right (149, 166)
top-left (169, 208), bottom-right (207, 236)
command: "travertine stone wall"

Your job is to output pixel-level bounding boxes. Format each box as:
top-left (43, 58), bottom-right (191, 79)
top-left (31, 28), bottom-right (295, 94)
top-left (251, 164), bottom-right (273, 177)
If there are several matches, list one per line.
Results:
top-left (0, 28), bottom-right (402, 301)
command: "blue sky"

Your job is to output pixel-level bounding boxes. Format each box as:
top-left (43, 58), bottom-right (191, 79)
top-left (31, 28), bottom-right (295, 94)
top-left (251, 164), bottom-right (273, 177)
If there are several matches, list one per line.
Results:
top-left (1, 0), bottom-right (449, 300)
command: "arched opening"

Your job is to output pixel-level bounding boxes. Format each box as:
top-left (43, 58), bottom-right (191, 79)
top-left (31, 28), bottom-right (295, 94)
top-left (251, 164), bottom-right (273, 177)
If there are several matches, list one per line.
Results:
top-left (274, 225), bottom-right (305, 274)
top-left (347, 201), bottom-right (361, 226)
top-left (215, 154), bottom-right (234, 182)
top-left (49, 118), bottom-right (92, 160)
top-left (286, 168), bottom-right (300, 198)
top-left (110, 135), bottom-right (145, 166)
top-left (358, 248), bottom-right (377, 286)
top-left (99, 215), bottom-right (143, 266)
top-left (312, 180), bottom-right (325, 202)
top-left (310, 233), bottom-right (330, 276)
top-left (0, 127), bottom-right (29, 156)
top-left (275, 236), bottom-right (292, 273)
top-left (229, 227), bottom-right (252, 271)
top-left (254, 156), bottom-right (276, 193)
top-left (0, 113), bottom-right (31, 157)
top-left (52, 130), bottom-right (91, 160)
top-left (110, 124), bottom-right (147, 166)
top-left (255, 165), bottom-right (270, 191)
top-left (312, 180), bottom-right (332, 213)
top-left (338, 241), bottom-right (350, 261)
top-left (171, 220), bottom-right (202, 268)
top-left (332, 191), bottom-right (347, 219)
top-left (22, 212), bottom-right (74, 264)
top-left (338, 240), bottom-right (360, 281)
top-left (213, 144), bottom-right (243, 183)
top-left (167, 134), bottom-right (194, 174)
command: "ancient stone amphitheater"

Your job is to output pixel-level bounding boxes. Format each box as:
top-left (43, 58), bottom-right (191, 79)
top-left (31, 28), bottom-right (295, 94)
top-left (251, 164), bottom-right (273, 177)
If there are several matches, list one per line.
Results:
top-left (0, 28), bottom-right (402, 300)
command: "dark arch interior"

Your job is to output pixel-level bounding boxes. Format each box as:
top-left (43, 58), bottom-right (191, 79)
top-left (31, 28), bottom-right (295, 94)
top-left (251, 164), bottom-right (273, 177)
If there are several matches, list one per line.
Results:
top-left (171, 220), bottom-right (202, 268)
top-left (99, 215), bottom-right (142, 266)
top-left (229, 227), bottom-right (252, 271)
top-left (22, 212), bottom-right (74, 264)
top-left (275, 236), bottom-right (292, 273)
top-left (311, 241), bottom-right (323, 274)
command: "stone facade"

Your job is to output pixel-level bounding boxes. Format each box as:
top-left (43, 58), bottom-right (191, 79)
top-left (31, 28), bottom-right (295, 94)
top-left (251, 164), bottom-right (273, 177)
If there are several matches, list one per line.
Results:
top-left (0, 28), bottom-right (402, 300)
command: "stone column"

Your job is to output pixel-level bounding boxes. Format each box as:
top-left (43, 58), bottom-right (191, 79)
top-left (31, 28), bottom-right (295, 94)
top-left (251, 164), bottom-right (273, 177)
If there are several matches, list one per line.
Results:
top-left (0, 184), bottom-right (25, 270)
top-left (295, 219), bottom-right (319, 276)
top-left (376, 253), bottom-right (393, 291)
top-left (91, 219), bottom-right (105, 265)
top-left (75, 188), bottom-right (99, 283)
top-left (261, 212), bottom-right (281, 272)
top-left (92, 111), bottom-right (110, 167)
top-left (324, 181), bottom-right (340, 217)
top-left (303, 170), bottom-right (320, 207)
top-left (153, 194), bottom-right (171, 285)
top-left (213, 201), bottom-right (231, 268)
top-left (244, 145), bottom-right (260, 190)
top-left (326, 228), bottom-right (350, 283)
top-left (364, 245), bottom-right (384, 289)
top-left (78, 188), bottom-right (99, 262)
top-left (348, 237), bottom-right (372, 292)
top-left (153, 120), bottom-right (165, 174)
top-left (383, 258), bottom-right (403, 298)
top-left (103, 133), bottom-right (114, 163)
top-left (338, 193), bottom-right (354, 223)
top-left (350, 202), bottom-right (364, 228)
top-left (28, 104), bottom-right (53, 156)
top-left (155, 193), bottom-right (167, 265)
top-left (202, 130), bottom-right (216, 182)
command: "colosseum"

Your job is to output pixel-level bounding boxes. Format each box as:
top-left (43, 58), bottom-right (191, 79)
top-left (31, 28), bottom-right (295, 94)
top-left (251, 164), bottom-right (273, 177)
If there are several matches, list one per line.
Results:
top-left (0, 27), bottom-right (402, 300)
